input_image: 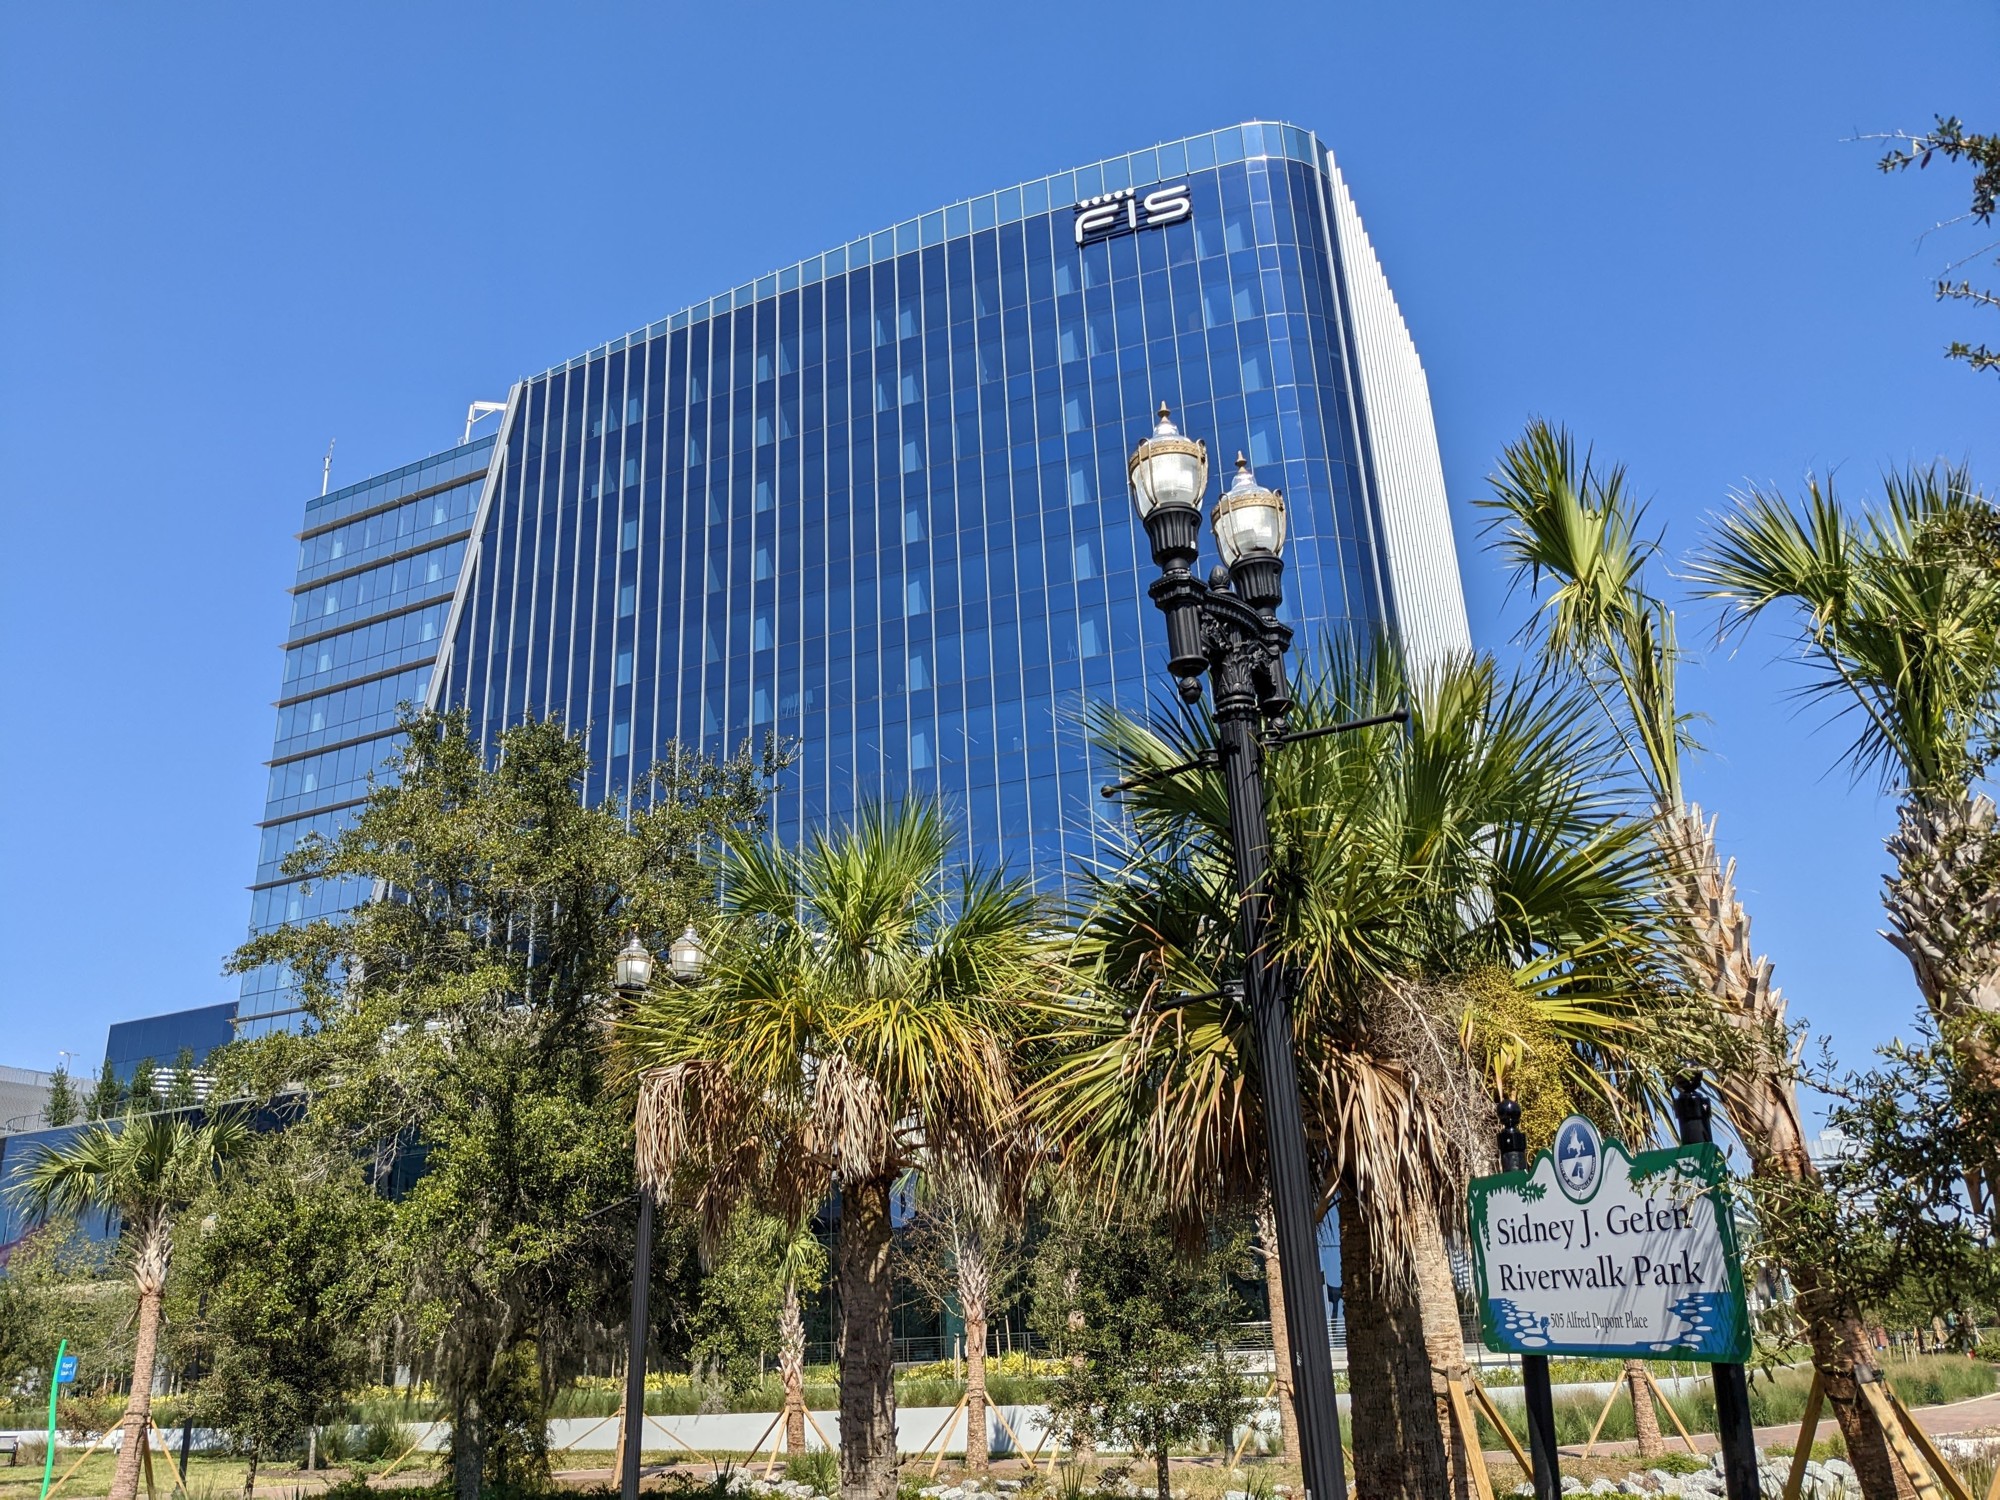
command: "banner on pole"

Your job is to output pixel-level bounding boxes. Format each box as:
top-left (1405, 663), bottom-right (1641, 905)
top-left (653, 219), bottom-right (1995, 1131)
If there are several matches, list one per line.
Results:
top-left (1467, 1115), bottom-right (1749, 1362)
top-left (55, 1355), bottom-right (77, 1385)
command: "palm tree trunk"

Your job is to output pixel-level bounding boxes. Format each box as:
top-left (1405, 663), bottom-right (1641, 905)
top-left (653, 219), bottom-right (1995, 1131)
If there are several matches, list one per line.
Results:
top-left (1252, 1199), bottom-right (1301, 1463)
top-left (780, 1278), bottom-right (808, 1457)
top-left (1337, 1177), bottom-right (1449, 1500)
top-left (837, 1173), bottom-right (898, 1500)
top-left (958, 1237), bottom-right (991, 1473)
top-left (1885, 791), bottom-right (2000, 1210)
top-left (109, 1282), bottom-right (164, 1500)
top-left (1660, 804), bottom-right (1914, 1498)
top-left (1625, 1362), bottom-right (1662, 1457)
top-left (1410, 1202), bottom-right (1474, 1500)
top-left (964, 1312), bottom-right (989, 1472)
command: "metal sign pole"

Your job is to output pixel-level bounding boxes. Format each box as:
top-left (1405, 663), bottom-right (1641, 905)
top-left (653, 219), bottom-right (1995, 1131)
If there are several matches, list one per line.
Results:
top-left (1672, 1072), bottom-right (1759, 1500)
top-left (1496, 1104), bottom-right (1559, 1500)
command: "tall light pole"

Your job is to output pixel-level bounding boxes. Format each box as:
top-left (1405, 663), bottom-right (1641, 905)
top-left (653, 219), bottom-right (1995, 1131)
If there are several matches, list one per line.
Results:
top-left (614, 927), bottom-right (704, 1500)
top-left (1123, 405), bottom-right (1349, 1500)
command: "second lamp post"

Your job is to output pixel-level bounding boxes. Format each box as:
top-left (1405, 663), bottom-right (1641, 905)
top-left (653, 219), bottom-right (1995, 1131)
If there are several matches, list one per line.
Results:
top-left (614, 925), bottom-right (704, 1500)
top-left (1125, 406), bottom-right (1349, 1500)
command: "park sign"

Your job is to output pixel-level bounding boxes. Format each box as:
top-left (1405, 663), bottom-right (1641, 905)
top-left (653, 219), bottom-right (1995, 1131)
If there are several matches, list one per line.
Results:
top-left (1467, 1115), bottom-right (1750, 1362)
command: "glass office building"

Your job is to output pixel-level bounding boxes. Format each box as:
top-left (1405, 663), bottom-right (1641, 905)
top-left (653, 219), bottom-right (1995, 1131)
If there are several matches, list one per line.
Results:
top-left (237, 120), bottom-right (1469, 1032)
top-left (239, 439), bottom-right (496, 1033)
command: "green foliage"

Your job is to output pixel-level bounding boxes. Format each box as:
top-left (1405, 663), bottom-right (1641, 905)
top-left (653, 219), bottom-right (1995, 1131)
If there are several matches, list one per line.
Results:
top-left (0, 1219), bottom-right (129, 1402)
top-left (1687, 464), bottom-right (2000, 800)
top-left (85, 1059), bottom-right (120, 1122)
top-left (1755, 1017), bottom-right (2000, 1325)
top-left (218, 709), bottom-right (784, 1500)
top-left (41, 1066), bottom-right (77, 1128)
top-left (10, 1111), bottom-right (252, 1281)
top-left (1878, 115), bottom-right (2000, 377)
top-left (685, 1208), bottom-right (826, 1398)
top-left (783, 1449), bottom-right (837, 1495)
top-left (1030, 1212), bottom-right (1253, 1491)
top-left (163, 1050), bottom-right (198, 1110)
top-left (128, 1059), bottom-right (158, 1112)
top-left (170, 1130), bottom-right (391, 1466)
top-left (1039, 640), bottom-right (1690, 1234)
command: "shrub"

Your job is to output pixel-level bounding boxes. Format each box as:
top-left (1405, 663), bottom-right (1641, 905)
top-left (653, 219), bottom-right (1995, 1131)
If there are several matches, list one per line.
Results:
top-left (783, 1449), bottom-right (837, 1496)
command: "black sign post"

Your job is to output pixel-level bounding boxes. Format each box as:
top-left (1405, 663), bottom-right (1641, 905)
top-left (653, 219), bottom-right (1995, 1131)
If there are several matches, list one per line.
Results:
top-left (1673, 1072), bottom-right (1759, 1500)
top-left (1496, 1100), bottom-right (1561, 1500)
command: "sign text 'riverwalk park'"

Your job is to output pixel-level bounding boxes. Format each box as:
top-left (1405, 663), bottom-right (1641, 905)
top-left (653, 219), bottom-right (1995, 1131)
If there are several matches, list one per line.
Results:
top-left (1468, 1116), bottom-right (1750, 1361)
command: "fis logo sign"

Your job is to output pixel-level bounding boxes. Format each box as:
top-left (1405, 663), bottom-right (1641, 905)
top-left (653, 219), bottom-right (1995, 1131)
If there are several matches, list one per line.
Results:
top-left (1073, 183), bottom-right (1193, 246)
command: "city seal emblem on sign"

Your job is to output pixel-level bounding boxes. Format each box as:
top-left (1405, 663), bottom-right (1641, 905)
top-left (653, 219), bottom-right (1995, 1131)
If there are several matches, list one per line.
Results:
top-left (1553, 1115), bottom-right (1602, 1200)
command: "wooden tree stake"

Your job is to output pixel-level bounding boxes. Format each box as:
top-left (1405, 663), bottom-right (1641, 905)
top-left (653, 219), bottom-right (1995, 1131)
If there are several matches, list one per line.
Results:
top-left (1443, 1375), bottom-right (1498, 1500)
top-left (1577, 1380), bottom-right (1624, 1460)
top-left (1640, 1366), bottom-right (1702, 1458)
top-left (1466, 1372), bottom-right (1532, 1474)
top-left (1780, 1372), bottom-right (1825, 1500)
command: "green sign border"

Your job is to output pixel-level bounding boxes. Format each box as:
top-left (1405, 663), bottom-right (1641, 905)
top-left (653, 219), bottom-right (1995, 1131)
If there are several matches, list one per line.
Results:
top-left (1468, 1137), bottom-right (1751, 1363)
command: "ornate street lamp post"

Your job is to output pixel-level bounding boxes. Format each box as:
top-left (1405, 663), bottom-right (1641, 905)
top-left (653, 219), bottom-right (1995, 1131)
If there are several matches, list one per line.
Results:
top-left (1124, 405), bottom-right (1350, 1500)
top-left (613, 927), bottom-right (701, 1500)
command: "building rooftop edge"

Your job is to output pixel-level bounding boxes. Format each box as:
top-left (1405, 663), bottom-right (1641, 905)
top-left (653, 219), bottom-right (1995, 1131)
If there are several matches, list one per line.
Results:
top-left (534, 117), bottom-right (1326, 383)
top-left (304, 120), bottom-right (1325, 515)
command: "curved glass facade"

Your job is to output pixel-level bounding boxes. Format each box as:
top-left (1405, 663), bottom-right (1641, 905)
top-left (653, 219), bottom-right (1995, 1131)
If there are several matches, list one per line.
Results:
top-left (235, 120), bottom-right (1470, 1033)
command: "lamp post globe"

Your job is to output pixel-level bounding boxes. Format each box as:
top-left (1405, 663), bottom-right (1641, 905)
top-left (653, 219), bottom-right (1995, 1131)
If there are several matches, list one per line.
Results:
top-left (614, 932), bottom-right (654, 998)
top-left (1128, 403), bottom-right (1208, 580)
top-left (1211, 454), bottom-right (1286, 567)
top-left (1127, 401), bottom-right (1208, 519)
top-left (667, 925), bottom-right (705, 983)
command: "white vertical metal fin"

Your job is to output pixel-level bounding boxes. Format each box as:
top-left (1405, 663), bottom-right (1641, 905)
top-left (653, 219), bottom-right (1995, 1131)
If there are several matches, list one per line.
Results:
top-left (1323, 153), bottom-right (1473, 673)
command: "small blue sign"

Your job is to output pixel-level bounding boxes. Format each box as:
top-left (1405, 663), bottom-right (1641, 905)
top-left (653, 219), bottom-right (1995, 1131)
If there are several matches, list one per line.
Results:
top-left (55, 1355), bottom-right (78, 1384)
top-left (1553, 1115), bottom-right (1602, 1200)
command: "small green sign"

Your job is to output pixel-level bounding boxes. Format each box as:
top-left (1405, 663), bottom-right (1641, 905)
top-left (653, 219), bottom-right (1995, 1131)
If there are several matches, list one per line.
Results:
top-left (1468, 1116), bottom-right (1750, 1362)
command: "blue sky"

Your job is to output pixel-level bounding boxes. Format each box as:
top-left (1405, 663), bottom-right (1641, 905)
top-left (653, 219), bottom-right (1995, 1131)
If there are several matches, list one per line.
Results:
top-left (1, 3), bottom-right (1993, 1088)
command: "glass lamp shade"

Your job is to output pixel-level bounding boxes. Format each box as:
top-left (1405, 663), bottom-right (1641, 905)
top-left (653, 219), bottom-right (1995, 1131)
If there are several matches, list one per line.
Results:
top-left (614, 932), bottom-right (655, 993)
top-left (1127, 403), bottom-right (1208, 518)
top-left (1211, 454), bottom-right (1287, 565)
top-left (668, 925), bottom-right (705, 981)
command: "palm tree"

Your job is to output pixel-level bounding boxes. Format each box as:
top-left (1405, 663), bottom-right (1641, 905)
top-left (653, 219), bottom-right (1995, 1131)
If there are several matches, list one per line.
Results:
top-left (1486, 421), bottom-right (1920, 1497)
top-left (12, 1112), bottom-right (250, 1500)
top-left (771, 1221), bottom-right (827, 1459)
top-left (903, 1164), bottom-right (1025, 1474)
top-left (1687, 463), bottom-right (2000, 1066)
top-left (1036, 640), bottom-right (1682, 1500)
top-left (620, 799), bottom-right (1057, 1500)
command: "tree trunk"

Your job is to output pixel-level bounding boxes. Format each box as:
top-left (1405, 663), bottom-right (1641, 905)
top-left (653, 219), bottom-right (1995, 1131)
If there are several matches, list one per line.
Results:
top-left (780, 1277), bottom-right (808, 1457)
top-left (1792, 1248), bottom-right (1917, 1499)
top-left (1155, 1443), bottom-right (1172, 1500)
top-left (1253, 1199), bottom-right (1302, 1463)
top-left (837, 1174), bottom-right (898, 1500)
top-left (1337, 1178), bottom-right (1449, 1500)
top-left (959, 1237), bottom-right (991, 1473)
top-left (1063, 1268), bottom-right (1093, 1463)
top-left (1410, 1201), bottom-right (1474, 1500)
top-left (1625, 1362), bottom-right (1662, 1458)
top-left (241, 1442), bottom-right (259, 1499)
top-left (1659, 802), bottom-right (1913, 1497)
top-left (109, 1284), bottom-right (164, 1500)
top-left (965, 1311), bottom-right (989, 1472)
top-left (452, 1387), bottom-right (484, 1500)
top-left (1884, 792), bottom-right (2000, 1210)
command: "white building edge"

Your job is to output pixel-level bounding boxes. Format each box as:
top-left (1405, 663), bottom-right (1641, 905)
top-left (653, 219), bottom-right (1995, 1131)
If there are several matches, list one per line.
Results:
top-left (1325, 154), bottom-right (1473, 674)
